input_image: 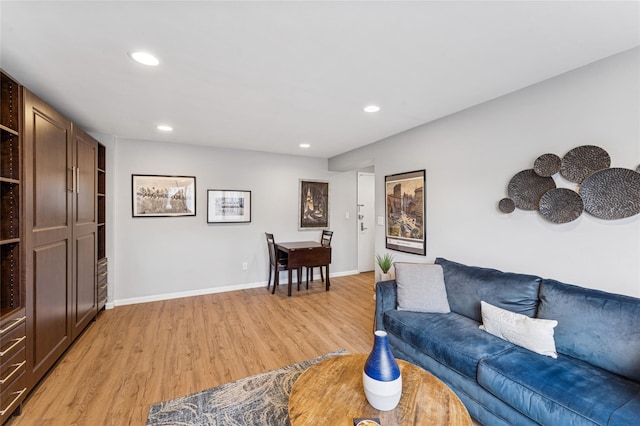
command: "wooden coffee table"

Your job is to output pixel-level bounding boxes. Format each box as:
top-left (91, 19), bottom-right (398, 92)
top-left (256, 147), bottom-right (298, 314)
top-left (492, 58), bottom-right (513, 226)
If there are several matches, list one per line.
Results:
top-left (288, 354), bottom-right (472, 425)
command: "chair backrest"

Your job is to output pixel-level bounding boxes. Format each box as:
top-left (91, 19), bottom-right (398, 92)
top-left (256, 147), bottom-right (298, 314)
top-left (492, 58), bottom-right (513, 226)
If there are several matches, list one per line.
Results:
top-left (321, 230), bottom-right (333, 247)
top-left (265, 232), bottom-right (277, 266)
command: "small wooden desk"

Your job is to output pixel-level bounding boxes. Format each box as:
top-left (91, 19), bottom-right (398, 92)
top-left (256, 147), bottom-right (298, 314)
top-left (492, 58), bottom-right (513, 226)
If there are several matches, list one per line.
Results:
top-left (288, 354), bottom-right (472, 425)
top-left (276, 241), bottom-right (331, 296)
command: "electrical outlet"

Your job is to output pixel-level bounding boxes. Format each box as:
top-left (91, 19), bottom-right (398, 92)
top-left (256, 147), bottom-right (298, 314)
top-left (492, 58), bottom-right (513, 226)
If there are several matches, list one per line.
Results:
top-left (242, 262), bottom-right (248, 270)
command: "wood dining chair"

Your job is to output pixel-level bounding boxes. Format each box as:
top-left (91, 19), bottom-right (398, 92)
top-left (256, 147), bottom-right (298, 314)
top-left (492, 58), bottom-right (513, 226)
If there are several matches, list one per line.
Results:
top-left (306, 230), bottom-right (333, 288)
top-left (265, 232), bottom-right (292, 294)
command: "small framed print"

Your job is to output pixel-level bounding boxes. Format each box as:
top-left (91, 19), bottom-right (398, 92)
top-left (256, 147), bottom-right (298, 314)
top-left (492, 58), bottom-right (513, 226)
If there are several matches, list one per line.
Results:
top-left (207, 190), bottom-right (251, 223)
top-left (132, 174), bottom-right (196, 217)
top-left (299, 179), bottom-right (329, 229)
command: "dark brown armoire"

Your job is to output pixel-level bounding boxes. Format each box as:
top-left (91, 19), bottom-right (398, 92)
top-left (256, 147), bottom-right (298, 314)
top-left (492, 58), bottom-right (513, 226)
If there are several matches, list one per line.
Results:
top-left (22, 89), bottom-right (98, 390)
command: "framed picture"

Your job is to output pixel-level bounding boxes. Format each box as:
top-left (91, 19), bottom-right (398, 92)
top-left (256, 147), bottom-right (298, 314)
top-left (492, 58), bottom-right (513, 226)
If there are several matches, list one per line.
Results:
top-left (385, 170), bottom-right (426, 255)
top-left (132, 174), bottom-right (196, 217)
top-left (207, 190), bottom-right (251, 223)
top-left (299, 179), bottom-right (329, 229)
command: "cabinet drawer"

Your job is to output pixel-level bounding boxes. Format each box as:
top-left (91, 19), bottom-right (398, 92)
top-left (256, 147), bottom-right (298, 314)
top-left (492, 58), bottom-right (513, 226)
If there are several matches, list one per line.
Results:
top-left (0, 321), bottom-right (26, 362)
top-left (0, 315), bottom-right (26, 338)
top-left (0, 346), bottom-right (25, 386)
top-left (97, 258), bottom-right (108, 274)
top-left (97, 272), bottom-right (107, 285)
top-left (0, 367), bottom-right (26, 422)
top-left (98, 278), bottom-right (107, 290)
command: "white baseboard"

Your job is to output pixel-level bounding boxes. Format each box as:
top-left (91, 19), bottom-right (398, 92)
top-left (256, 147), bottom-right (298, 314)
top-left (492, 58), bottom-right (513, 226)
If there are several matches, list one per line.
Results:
top-left (112, 281), bottom-right (266, 307)
top-left (109, 270), bottom-right (361, 307)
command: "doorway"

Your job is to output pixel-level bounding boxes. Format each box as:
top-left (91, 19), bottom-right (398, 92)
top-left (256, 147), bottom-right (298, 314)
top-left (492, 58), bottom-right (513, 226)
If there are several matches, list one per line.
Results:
top-left (357, 172), bottom-right (375, 272)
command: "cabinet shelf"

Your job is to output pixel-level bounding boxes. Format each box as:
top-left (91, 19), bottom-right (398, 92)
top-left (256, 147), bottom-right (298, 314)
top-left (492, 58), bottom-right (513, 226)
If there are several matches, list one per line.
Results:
top-left (0, 242), bottom-right (20, 315)
top-left (1, 72), bottom-right (20, 133)
top-left (0, 124), bottom-right (19, 136)
top-left (1, 129), bottom-right (20, 181)
top-left (0, 238), bottom-right (20, 245)
top-left (0, 181), bottom-right (20, 240)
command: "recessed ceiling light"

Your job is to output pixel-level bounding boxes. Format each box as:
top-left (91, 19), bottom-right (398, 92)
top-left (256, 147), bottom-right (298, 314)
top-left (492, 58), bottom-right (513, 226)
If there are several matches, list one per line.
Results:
top-left (157, 125), bottom-right (173, 132)
top-left (299, 143), bottom-right (311, 148)
top-left (129, 51), bottom-right (160, 66)
top-left (364, 105), bottom-right (380, 113)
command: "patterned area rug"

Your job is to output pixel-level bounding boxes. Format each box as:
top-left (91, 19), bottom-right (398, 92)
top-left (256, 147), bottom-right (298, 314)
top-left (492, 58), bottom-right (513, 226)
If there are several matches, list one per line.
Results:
top-left (146, 350), bottom-right (347, 426)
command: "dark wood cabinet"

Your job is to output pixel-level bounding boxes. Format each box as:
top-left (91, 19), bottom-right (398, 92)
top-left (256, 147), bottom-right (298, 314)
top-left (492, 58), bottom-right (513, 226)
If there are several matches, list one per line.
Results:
top-left (0, 70), bottom-right (27, 424)
top-left (97, 143), bottom-right (107, 311)
top-left (23, 90), bottom-right (98, 390)
top-left (1, 69), bottom-right (105, 424)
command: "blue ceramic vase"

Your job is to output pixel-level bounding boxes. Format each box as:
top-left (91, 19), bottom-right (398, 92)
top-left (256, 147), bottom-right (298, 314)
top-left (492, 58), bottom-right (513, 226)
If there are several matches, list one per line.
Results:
top-left (362, 330), bottom-right (402, 410)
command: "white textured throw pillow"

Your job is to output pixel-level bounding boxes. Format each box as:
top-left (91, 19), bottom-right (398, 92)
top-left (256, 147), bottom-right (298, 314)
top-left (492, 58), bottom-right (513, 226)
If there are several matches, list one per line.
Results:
top-left (480, 301), bottom-right (558, 358)
top-left (395, 263), bottom-right (450, 313)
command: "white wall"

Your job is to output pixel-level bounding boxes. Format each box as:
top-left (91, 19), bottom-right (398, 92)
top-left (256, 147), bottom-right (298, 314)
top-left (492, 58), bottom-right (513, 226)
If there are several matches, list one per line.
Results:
top-left (96, 139), bottom-right (358, 305)
top-left (330, 47), bottom-right (640, 297)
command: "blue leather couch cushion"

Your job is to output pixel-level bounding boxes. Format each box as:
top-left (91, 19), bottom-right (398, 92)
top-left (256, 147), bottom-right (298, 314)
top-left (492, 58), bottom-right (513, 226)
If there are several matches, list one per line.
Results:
top-left (383, 309), bottom-right (514, 379)
top-left (537, 279), bottom-right (640, 382)
top-left (478, 347), bottom-right (640, 426)
top-left (435, 258), bottom-right (542, 322)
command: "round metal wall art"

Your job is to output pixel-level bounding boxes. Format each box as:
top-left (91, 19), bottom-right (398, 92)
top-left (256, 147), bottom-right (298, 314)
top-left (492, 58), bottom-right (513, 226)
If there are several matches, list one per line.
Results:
top-left (501, 145), bottom-right (638, 223)
top-left (560, 145), bottom-right (611, 184)
top-left (507, 169), bottom-right (556, 211)
top-left (579, 168), bottom-right (640, 220)
top-left (538, 188), bottom-right (584, 224)
top-left (533, 153), bottom-right (561, 177)
top-left (498, 198), bottom-right (515, 213)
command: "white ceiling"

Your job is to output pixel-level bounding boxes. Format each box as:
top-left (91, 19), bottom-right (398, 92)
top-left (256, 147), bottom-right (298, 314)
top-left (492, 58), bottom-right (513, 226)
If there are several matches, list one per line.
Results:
top-left (1, 1), bottom-right (639, 158)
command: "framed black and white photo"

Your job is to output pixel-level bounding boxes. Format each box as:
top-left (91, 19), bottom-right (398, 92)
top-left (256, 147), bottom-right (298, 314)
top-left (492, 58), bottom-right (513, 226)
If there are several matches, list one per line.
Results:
top-left (207, 190), bottom-right (251, 223)
top-left (132, 175), bottom-right (196, 217)
top-left (299, 179), bottom-right (329, 229)
top-left (385, 170), bottom-right (426, 255)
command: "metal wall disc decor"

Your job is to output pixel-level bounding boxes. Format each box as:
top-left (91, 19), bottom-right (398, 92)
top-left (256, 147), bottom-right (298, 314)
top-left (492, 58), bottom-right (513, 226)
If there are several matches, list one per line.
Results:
top-left (560, 145), bottom-right (611, 184)
top-left (507, 169), bottom-right (556, 211)
top-left (498, 198), bottom-right (515, 213)
top-left (533, 153), bottom-right (561, 177)
top-left (538, 188), bottom-right (584, 224)
top-left (579, 168), bottom-right (640, 219)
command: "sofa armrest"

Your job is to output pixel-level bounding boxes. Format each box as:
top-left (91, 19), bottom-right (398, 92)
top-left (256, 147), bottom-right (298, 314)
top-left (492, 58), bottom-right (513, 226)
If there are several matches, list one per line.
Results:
top-left (375, 280), bottom-right (398, 331)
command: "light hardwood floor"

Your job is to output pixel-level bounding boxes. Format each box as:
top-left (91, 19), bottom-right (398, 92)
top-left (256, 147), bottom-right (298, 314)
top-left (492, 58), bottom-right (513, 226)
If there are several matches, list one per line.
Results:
top-left (7, 273), bottom-right (376, 426)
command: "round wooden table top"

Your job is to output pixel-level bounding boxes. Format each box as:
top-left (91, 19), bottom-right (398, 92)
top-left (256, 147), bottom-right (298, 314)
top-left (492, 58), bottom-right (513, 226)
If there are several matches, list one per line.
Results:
top-left (288, 353), bottom-right (472, 426)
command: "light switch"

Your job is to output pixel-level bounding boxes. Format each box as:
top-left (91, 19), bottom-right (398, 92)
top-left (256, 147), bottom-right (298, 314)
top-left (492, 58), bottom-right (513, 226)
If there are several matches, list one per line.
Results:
top-left (377, 216), bottom-right (384, 226)
top-left (345, 211), bottom-right (350, 220)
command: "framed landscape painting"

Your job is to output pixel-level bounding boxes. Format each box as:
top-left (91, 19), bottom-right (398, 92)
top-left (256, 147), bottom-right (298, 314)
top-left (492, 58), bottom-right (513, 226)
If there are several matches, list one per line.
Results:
top-left (132, 175), bottom-right (196, 217)
top-left (385, 170), bottom-right (426, 255)
top-left (299, 179), bottom-right (329, 229)
top-left (207, 190), bottom-right (251, 223)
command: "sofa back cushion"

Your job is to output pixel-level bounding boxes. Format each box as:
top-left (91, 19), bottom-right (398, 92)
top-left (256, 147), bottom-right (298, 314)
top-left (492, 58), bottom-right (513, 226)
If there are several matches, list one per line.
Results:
top-left (537, 279), bottom-right (640, 382)
top-left (435, 258), bottom-right (541, 322)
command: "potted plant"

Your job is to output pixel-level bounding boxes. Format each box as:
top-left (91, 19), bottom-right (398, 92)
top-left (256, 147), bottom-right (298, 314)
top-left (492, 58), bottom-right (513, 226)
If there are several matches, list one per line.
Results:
top-left (376, 253), bottom-right (395, 281)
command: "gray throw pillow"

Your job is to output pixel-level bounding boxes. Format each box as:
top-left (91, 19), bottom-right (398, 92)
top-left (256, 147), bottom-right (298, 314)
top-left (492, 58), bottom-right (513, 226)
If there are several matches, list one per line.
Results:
top-left (395, 263), bottom-right (451, 313)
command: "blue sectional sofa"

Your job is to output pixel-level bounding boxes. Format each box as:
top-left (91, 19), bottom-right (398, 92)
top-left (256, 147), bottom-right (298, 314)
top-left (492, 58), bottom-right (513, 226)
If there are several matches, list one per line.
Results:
top-left (375, 258), bottom-right (640, 426)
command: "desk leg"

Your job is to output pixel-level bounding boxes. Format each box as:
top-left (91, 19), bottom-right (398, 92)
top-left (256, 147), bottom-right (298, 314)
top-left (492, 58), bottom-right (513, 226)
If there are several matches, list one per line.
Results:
top-left (297, 267), bottom-right (302, 291)
top-left (288, 269), bottom-right (293, 297)
top-left (325, 265), bottom-right (330, 291)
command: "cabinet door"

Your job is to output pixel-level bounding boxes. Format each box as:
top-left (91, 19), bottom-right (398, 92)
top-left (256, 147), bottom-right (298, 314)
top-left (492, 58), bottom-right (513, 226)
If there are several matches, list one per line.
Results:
top-left (23, 89), bottom-right (73, 388)
top-left (71, 125), bottom-right (97, 339)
